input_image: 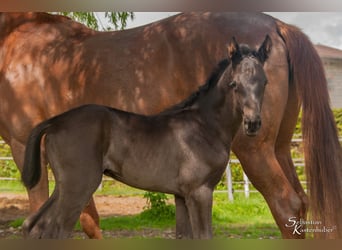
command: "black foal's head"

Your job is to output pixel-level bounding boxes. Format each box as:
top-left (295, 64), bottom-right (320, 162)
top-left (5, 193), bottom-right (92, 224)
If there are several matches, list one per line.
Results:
top-left (227, 35), bottom-right (272, 136)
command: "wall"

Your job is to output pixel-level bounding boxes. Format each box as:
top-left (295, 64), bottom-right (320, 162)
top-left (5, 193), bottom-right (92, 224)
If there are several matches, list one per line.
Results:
top-left (321, 57), bottom-right (342, 108)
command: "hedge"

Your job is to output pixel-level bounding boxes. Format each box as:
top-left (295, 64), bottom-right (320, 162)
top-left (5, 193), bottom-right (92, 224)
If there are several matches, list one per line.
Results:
top-left (294, 108), bottom-right (342, 137)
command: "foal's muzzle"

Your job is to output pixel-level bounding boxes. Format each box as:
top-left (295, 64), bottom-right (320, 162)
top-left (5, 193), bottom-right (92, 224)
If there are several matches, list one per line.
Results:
top-left (243, 116), bottom-right (262, 137)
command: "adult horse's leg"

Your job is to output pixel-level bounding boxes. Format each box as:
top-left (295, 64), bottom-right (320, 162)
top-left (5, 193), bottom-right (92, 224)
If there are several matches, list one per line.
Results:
top-left (274, 143), bottom-right (308, 221)
top-left (10, 140), bottom-right (49, 212)
top-left (233, 136), bottom-right (305, 239)
top-left (185, 185), bottom-right (213, 239)
top-left (174, 195), bottom-right (193, 239)
top-left (274, 83), bottom-right (308, 219)
top-left (79, 197), bottom-right (102, 239)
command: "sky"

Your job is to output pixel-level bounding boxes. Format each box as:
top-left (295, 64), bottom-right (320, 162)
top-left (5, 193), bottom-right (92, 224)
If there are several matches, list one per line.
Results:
top-left (122, 12), bottom-right (342, 50)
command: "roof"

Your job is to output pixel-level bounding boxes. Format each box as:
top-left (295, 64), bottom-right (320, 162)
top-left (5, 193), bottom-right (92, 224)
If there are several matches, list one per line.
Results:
top-left (315, 44), bottom-right (342, 59)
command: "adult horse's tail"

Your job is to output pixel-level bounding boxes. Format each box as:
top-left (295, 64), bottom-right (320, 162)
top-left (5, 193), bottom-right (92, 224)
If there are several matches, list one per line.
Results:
top-left (276, 20), bottom-right (342, 238)
top-left (22, 120), bottom-right (52, 189)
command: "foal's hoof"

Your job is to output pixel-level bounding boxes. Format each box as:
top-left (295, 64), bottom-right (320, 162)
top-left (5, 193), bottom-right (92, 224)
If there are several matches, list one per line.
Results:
top-left (22, 217), bottom-right (38, 239)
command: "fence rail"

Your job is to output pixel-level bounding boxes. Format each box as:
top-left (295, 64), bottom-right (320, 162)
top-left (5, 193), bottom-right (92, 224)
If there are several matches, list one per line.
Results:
top-left (1, 138), bottom-right (342, 200)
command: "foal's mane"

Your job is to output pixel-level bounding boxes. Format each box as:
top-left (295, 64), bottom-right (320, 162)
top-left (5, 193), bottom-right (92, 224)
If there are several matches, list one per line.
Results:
top-left (159, 59), bottom-right (230, 115)
top-left (160, 44), bottom-right (257, 115)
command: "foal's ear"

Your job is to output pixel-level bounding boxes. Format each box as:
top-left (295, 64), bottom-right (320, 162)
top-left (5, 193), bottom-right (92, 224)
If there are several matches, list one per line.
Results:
top-left (257, 34), bottom-right (272, 64)
top-left (227, 37), bottom-right (242, 63)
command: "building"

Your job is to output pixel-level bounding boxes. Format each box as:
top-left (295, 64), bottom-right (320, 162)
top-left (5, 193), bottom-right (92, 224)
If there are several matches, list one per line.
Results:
top-left (315, 44), bottom-right (342, 108)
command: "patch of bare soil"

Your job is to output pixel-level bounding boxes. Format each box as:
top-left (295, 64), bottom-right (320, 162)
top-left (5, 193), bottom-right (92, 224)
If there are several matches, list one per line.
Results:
top-left (0, 193), bottom-right (29, 224)
top-left (94, 195), bottom-right (146, 217)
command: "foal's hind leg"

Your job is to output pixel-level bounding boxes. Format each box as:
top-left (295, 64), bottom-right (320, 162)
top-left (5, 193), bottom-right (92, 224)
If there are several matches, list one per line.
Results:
top-left (23, 172), bottom-right (103, 239)
top-left (22, 153), bottom-right (103, 239)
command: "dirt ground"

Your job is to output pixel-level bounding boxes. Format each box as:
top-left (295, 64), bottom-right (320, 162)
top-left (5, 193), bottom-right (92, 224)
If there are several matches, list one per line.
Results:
top-left (0, 193), bottom-right (174, 239)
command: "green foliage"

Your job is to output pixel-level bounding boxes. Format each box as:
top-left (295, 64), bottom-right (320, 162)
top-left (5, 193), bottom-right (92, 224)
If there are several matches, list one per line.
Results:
top-left (333, 109), bottom-right (342, 135)
top-left (104, 12), bottom-right (134, 30)
top-left (295, 108), bottom-right (342, 136)
top-left (143, 192), bottom-right (175, 219)
top-left (57, 12), bottom-right (134, 31)
top-left (294, 110), bottom-right (303, 137)
top-left (0, 142), bottom-right (20, 179)
top-left (0, 160), bottom-right (19, 179)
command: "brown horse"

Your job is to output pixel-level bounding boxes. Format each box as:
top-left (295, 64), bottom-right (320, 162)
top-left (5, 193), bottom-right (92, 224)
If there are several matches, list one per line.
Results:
top-left (0, 12), bottom-right (341, 239)
top-left (21, 37), bottom-right (271, 238)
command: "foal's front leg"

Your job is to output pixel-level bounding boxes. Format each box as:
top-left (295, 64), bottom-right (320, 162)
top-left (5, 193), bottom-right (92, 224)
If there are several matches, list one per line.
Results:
top-left (185, 185), bottom-right (214, 239)
top-left (175, 195), bottom-right (193, 239)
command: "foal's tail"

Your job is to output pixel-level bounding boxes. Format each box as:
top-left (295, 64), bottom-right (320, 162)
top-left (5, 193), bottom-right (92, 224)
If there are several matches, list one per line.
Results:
top-left (22, 120), bottom-right (52, 189)
top-left (276, 20), bottom-right (342, 238)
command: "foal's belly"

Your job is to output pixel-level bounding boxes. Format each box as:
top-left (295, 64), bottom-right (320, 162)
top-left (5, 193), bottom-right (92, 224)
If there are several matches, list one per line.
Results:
top-left (103, 157), bottom-right (182, 195)
top-left (103, 155), bottom-right (228, 197)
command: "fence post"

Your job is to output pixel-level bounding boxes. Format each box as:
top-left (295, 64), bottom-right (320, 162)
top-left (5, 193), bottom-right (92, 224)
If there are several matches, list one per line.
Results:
top-left (243, 172), bottom-right (250, 198)
top-left (226, 161), bottom-right (234, 201)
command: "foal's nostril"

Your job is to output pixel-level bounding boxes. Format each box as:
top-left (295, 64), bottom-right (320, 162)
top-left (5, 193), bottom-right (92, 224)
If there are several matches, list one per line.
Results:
top-left (257, 119), bottom-right (262, 127)
top-left (252, 119), bottom-right (262, 130)
top-left (244, 117), bottom-right (262, 136)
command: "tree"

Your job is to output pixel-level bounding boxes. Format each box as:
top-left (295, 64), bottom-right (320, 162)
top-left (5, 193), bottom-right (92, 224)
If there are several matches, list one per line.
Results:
top-left (57, 12), bottom-right (134, 31)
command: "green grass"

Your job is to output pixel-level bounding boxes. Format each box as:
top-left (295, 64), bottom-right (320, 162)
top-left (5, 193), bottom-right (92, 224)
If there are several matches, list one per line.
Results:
top-left (95, 180), bottom-right (146, 196)
top-left (9, 218), bottom-right (25, 228)
top-left (0, 178), bottom-right (143, 196)
top-left (212, 193), bottom-right (280, 238)
top-left (88, 206), bottom-right (176, 231)
top-left (0, 179), bottom-right (55, 193)
top-left (0, 178), bottom-right (147, 196)
top-left (0, 179), bottom-right (26, 193)
top-left (213, 193), bottom-right (274, 224)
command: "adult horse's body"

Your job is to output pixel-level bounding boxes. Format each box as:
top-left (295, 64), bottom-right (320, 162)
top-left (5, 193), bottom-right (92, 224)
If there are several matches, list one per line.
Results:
top-left (21, 37), bottom-right (271, 239)
top-left (0, 12), bottom-right (341, 238)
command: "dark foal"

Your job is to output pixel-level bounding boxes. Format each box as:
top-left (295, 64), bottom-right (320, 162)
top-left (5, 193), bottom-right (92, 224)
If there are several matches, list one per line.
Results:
top-left (22, 36), bottom-right (271, 239)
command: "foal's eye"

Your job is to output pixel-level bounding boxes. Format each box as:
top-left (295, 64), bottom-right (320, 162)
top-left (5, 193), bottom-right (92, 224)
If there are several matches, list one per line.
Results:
top-left (229, 81), bottom-right (237, 88)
